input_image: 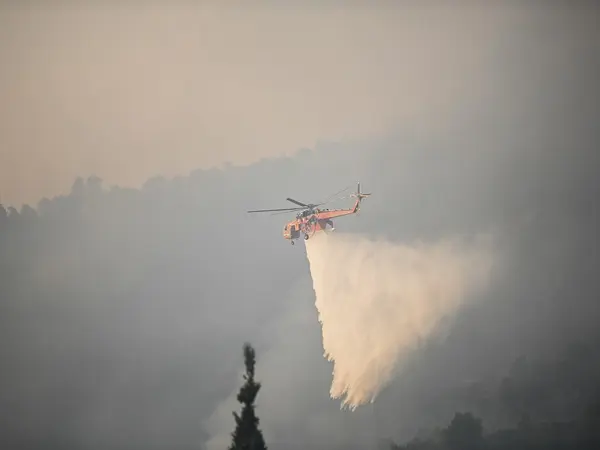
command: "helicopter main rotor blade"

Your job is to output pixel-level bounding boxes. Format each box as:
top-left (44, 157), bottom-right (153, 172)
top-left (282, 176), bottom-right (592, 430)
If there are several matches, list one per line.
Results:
top-left (286, 198), bottom-right (308, 207)
top-left (270, 209), bottom-right (302, 216)
top-left (247, 207), bottom-right (306, 213)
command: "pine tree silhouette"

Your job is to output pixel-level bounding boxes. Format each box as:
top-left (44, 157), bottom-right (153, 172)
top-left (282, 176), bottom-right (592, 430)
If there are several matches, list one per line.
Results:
top-left (229, 343), bottom-right (267, 450)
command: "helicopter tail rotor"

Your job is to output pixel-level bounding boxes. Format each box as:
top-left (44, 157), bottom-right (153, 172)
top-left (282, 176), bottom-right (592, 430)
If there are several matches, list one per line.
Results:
top-left (351, 181), bottom-right (371, 202)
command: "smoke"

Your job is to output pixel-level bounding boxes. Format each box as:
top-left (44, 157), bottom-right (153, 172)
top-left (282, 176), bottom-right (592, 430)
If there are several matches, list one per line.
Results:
top-left (305, 231), bottom-right (495, 409)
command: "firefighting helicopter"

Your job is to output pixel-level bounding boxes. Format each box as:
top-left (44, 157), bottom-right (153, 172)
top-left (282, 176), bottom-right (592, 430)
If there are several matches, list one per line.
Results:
top-left (247, 182), bottom-right (371, 245)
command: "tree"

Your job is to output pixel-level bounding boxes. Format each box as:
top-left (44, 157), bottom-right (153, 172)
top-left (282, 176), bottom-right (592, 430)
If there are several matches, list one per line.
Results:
top-left (443, 412), bottom-right (484, 450)
top-left (229, 343), bottom-right (267, 450)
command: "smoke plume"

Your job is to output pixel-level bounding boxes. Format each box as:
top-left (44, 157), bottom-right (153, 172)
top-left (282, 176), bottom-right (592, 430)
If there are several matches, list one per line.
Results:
top-left (305, 231), bottom-right (495, 409)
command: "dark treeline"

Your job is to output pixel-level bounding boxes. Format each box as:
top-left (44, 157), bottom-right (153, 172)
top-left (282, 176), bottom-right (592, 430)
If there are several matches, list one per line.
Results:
top-left (390, 408), bottom-right (600, 450)
top-left (386, 341), bottom-right (600, 450)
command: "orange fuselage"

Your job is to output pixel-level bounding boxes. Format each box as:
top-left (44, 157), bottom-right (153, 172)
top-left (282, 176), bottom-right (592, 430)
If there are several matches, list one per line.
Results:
top-left (282, 198), bottom-right (360, 240)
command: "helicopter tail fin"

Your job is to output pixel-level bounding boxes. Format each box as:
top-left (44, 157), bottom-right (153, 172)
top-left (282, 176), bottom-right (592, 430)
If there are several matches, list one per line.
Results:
top-left (356, 182), bottom-right (371, 201)
top-left (351, 182), bottom-right (371, 212)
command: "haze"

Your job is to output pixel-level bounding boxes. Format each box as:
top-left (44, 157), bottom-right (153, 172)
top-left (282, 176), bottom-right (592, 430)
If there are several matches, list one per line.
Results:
top-left (1, 2), bottom-right (599, 450)
top-left (5, 1), bottom-right (521, 206)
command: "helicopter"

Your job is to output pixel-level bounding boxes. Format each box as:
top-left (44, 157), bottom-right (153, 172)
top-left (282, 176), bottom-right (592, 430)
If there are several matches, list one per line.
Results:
top-left (247, 182), bottom-right (371, 245)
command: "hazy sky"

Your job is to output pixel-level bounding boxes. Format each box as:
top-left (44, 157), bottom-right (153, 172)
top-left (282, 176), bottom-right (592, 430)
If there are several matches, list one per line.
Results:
top-left (1, 1), bottom-right (526, 206)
